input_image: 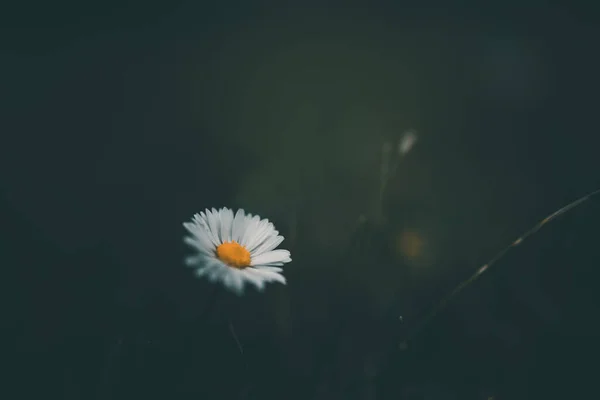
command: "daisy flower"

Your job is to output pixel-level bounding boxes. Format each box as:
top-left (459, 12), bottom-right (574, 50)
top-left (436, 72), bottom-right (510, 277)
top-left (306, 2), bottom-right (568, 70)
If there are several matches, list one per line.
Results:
top-left (183, 207), bottom-right (292, 295)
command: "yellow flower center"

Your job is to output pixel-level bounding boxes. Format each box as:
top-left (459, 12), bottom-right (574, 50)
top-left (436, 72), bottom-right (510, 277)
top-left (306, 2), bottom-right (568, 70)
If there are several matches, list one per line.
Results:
top-left (215, 241), bottom-right (251, 269)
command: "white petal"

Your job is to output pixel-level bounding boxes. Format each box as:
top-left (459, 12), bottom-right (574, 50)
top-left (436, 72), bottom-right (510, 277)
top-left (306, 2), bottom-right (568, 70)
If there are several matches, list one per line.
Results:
top-left (183, 221), bottom-right (198, 233)
top-left (207, 263), bottom-right (228, 282)
top-left (239, 268), bottom-right (267, 291)
top-left (206, 208), bottom-right (222, 244)
top-left (183, 231), bottom-right (214, 256)
top-left (193, 266), bottom-right (211, 277)
top-left (199, 210), bottom-right (212, 240)
top-left (250, 235), bottom-right (284, 256)
top-left (246, 220), bottom-right (276, 252)
top-left (231, 209), bottom-right (247, 243)
top-left (253, 265), bottom-right (283, 273)
top-left (240, 215), bottom-right (261, 247)
top-left (222, 268), bottom-right (244, 295)
top-left (193, 212), bottom-right (211, 242)
top-left (199, 211), bottom-right (219, 246)
top-left (219, 208), bottom-right (234, 243)
top-left (232, 272), bottom-right (245, 295)
top-left (247, 267), bottom-right (286, 285)
top-left (184, 254), bottom-right (204, 266)
top-left (192, 212), bottom-right (204, 225)
top-left (196, 258), bottom-right (224, 280)
top-left (252, 232), bottom-right (278, 254)
top-left (251, 249), bottom-right (291, 266)
top-left (194, 260), bottom-right (220, 278)
top-left (254, 261), bottom-right (285, 267)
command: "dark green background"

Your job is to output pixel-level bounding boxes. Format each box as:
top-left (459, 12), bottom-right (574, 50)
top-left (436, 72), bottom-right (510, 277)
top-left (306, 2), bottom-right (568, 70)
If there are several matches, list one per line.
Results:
top-left (4, 1), bottom-right (600, 399)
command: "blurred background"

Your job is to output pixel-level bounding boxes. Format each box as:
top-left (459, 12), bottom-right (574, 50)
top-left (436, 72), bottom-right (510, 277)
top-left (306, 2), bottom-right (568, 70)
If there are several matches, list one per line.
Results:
top-left (3, 1), bottom-right (600, 399)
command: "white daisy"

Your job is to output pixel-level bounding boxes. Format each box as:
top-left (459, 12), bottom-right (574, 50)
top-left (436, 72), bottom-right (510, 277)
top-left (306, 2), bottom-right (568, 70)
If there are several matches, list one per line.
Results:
top-left (183, 207), bottom-right (292, 295)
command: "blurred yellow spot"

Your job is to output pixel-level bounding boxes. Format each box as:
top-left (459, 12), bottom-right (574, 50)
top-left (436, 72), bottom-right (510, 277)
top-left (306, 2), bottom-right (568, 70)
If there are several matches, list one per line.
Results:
top-left (397, 231), bottom-right (424, 259)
